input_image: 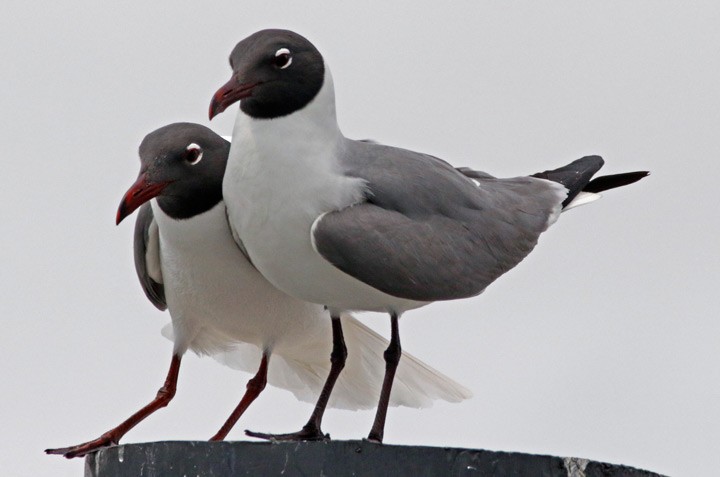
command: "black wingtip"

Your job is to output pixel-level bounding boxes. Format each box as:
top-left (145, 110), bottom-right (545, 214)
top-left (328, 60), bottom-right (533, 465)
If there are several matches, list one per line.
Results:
top-left (583, 171), bottom-right (650, 193)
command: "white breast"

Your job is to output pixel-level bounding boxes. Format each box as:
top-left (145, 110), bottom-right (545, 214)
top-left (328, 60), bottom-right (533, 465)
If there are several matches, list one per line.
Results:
top-left (150, 201), bottom-right (326, 356)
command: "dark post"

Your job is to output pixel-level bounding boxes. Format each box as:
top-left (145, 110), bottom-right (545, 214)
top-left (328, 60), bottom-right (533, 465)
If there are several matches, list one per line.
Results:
top-left (84, 441), bottom-right (666, 477)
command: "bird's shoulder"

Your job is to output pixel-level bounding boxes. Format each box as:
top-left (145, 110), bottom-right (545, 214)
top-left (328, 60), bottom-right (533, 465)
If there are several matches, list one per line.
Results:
top-left (339, 139), bottom-right (481, 216)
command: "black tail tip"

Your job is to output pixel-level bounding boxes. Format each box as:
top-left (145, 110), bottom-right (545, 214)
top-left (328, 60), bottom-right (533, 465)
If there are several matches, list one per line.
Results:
top-left (583, 170), bottom-right (650, 193)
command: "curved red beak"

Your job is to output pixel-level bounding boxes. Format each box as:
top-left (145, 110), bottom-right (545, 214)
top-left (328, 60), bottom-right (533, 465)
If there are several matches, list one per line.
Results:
top-left (116, 173), bottom-right (171, 225)
top-left (208, 76), bottom-right (259, 120)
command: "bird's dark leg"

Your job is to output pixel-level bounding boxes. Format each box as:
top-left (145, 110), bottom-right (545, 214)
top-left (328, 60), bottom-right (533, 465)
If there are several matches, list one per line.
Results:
top-left (45, 353), bottom-right (182, 459)
top-left (209, 352), bottom-right (269, 441)
top-left (367, 312), bottom-right (401, 443)
top-left (246, 314), bottom-right (346, 441)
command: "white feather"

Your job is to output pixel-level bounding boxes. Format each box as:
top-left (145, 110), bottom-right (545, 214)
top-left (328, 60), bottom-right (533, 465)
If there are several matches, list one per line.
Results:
top-left (564, 191), bottom-right (602, 211)
top-left (206, 315), bottom-right (472, 410)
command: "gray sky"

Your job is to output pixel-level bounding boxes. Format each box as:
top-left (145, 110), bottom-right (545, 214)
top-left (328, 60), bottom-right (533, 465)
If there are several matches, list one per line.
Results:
top-left (2, 2), bottom-right (718, 476)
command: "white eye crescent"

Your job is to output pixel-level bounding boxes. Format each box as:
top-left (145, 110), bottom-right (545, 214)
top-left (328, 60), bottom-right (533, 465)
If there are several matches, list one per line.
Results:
top-left (274, 48), bottom-right (292, 69)
top-left (185, 143), bottom-right (203, 165)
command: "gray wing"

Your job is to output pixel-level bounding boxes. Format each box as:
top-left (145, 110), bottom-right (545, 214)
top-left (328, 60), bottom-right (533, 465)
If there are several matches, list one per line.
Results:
top-left (134, 203), bottom-right (166, 310)
top-left (312, 140), bottom-right (567, 302)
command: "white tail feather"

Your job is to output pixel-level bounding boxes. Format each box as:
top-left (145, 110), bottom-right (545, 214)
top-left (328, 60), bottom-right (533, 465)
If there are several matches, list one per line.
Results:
top-left (564, 191), bottom-right (602, 211)
top-left (332, 315), bottom-right (472, 409)
top-left (163, 316), bottom-right (472, 411)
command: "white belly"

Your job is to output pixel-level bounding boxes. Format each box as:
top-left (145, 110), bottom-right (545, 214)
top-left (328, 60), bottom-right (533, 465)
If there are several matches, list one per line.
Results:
top-left (151, 201), bottom-right (327, 356)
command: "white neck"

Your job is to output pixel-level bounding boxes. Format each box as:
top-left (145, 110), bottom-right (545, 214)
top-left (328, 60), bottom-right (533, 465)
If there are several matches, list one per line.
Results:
top-left (226, 65), bottom-right (364, 211)
top-left (239, 65), bottom-right (342, 156)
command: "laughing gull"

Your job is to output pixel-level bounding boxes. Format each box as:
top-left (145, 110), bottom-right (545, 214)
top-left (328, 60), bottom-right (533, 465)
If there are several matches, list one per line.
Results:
top-left (209, 29), bottom-right (648, 442)
top-left (45, 123), bottom-right (471, 458)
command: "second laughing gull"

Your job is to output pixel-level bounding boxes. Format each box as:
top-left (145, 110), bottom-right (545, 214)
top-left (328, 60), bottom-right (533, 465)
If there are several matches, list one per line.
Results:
top-left (45, 123), bottom-right (471, 458)
top-left (209, 29), bottom-right (648, 442)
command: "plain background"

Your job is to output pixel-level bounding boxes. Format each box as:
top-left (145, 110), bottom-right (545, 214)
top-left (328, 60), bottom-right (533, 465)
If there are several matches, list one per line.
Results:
top-left (2, 2), bottom-right (718, 476)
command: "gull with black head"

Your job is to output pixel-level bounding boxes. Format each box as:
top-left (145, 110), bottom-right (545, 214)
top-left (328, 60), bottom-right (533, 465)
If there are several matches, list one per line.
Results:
top-left (209, 29), bottom-right (648, 442)
top-left (45, 123), bottom-right (471, 458)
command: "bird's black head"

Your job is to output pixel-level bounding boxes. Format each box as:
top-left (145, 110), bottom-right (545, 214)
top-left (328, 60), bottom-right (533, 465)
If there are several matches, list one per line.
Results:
top-left (116, 123), bottom-right (230, 223)
top-left (209, 29), bottom-right (325, 120)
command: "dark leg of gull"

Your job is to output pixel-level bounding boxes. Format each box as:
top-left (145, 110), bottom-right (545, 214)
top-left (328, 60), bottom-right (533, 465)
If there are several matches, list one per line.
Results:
top-left (367, 312), bottom-right (401, 443)
top-left (209, 353), bottom-right (269, 441)
top-left (45, 353), bottom-right (182, 459)
top-left (245, 314), bottom-right (346, 441)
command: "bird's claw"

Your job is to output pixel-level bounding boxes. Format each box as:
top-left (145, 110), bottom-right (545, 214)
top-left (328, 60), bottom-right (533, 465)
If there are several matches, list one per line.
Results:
top-left (245, 425), bottom-right (329, 442)
top-left (45, 435), bottom-right (118, 459)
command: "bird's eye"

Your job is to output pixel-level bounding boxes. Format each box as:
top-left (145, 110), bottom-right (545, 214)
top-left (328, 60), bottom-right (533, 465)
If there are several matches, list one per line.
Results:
top-left (273, 48), bottom-right (292, 69)
top-left (185, 143), bottom-right (203, 165)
